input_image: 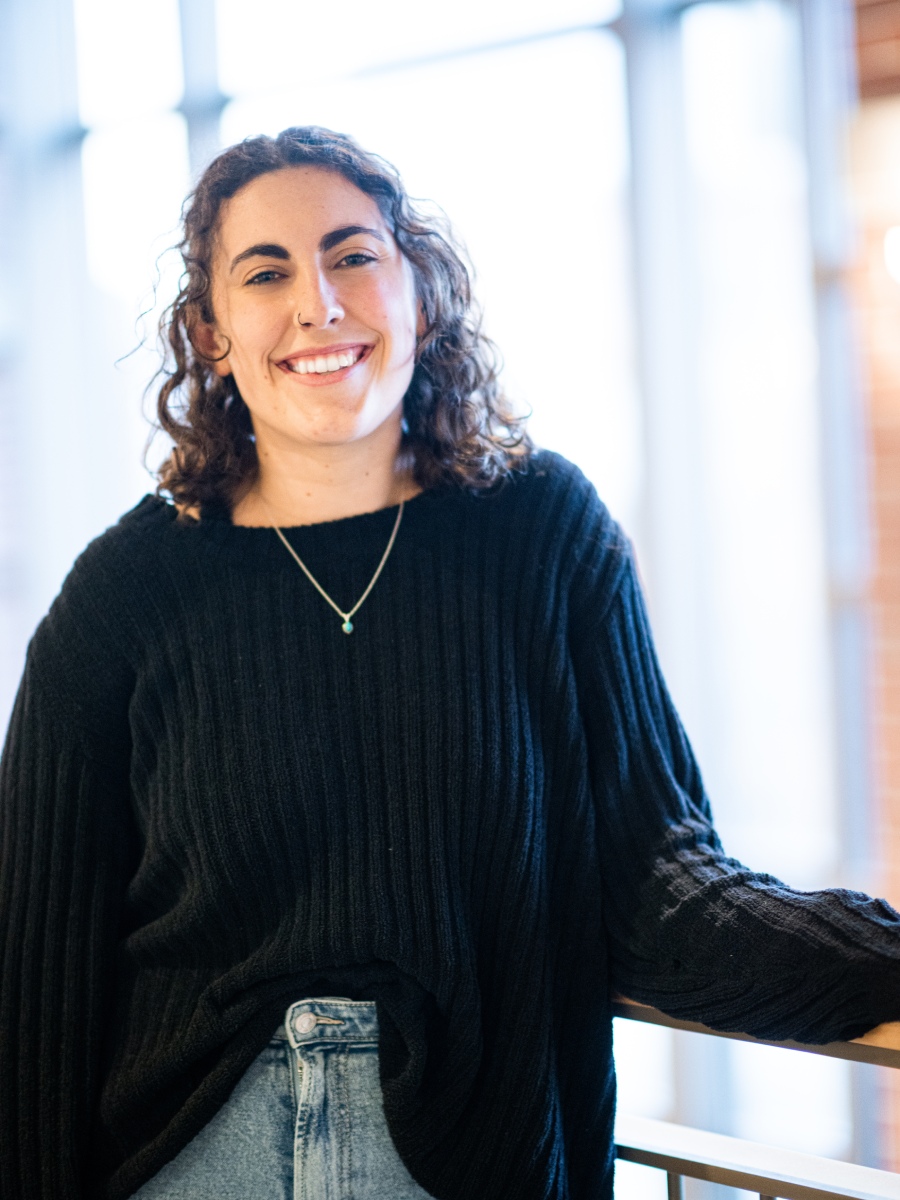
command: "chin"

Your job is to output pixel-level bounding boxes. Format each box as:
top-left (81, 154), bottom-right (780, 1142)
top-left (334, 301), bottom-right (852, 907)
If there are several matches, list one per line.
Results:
top-left (294, 420), bottom-right (379, 446)
top-left (295, 405), bottom-right (401, 445)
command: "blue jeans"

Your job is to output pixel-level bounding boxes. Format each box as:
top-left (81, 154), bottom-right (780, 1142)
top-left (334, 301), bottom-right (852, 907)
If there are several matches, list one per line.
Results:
top-left (132, 998), bottom-right (436, 1199)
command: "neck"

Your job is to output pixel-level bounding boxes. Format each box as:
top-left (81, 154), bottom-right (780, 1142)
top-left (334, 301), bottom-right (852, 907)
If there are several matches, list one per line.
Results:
top-left (231, 417), bottom-right (420, 527)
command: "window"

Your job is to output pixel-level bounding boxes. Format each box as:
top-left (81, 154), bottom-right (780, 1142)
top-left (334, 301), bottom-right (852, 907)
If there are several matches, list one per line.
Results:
top-left (1, 0), bottom-right (876, 1190)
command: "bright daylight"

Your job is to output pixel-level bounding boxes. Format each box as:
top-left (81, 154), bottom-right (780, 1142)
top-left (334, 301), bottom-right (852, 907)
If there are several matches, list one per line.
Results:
top-left (2, 2), bottom-right (900, 1200)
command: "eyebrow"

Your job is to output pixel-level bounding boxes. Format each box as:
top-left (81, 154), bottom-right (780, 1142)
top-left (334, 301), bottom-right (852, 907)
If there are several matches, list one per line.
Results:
top-left (229, 243), bottom-right (290, 273)
top-left (229, 226), bottom-right (387, 274)
top-left (319, 225), bottom-right (386, 252)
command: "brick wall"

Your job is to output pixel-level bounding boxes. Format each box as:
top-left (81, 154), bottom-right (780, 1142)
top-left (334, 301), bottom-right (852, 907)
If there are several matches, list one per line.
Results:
top-left (852, 0), bottom-right (900, 1169)
top-left (858, 0), bottom-right (900, 97)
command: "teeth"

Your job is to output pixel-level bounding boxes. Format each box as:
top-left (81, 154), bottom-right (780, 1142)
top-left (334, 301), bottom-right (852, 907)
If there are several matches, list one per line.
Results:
top-left (288, 348), bottom-right (363, 375)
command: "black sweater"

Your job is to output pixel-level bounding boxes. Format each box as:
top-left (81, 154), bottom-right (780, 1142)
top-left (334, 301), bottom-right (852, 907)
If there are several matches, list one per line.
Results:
top-left (2, 452), bottom-right (900, 1200)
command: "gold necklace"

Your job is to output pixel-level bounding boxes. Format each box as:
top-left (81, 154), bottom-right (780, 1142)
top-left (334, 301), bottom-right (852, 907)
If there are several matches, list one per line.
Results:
top-left (270, 501), bottom-right (405, 634)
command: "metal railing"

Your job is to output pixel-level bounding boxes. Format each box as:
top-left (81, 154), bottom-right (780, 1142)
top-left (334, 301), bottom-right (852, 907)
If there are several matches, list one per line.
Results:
top-left (613, 998), bottom-right (900, 1200)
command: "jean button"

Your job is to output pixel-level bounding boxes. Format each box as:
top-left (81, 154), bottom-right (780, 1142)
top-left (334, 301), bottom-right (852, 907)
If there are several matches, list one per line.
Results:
top-left (295, 1012), bottom-right (317, 1034)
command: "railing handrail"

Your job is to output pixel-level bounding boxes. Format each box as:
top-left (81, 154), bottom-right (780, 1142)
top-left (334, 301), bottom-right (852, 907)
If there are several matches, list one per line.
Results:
top-left (615, 1115), bottom-right (900, 1200)
top-left (612, 996), bottom-right (900, 1071)
top-left (613, 998), bottom-right (900, 1198)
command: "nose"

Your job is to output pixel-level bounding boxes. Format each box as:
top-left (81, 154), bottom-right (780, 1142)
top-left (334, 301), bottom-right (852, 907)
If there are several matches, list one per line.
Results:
top-left (292, 267), bottom-right (343, 328)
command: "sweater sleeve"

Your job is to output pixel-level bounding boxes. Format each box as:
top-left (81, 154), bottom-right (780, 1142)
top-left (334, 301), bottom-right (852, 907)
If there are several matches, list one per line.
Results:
top-left (578, 548), bottom-right (900, 1044)
top-left (0, 548), bottom-right (138, 1198)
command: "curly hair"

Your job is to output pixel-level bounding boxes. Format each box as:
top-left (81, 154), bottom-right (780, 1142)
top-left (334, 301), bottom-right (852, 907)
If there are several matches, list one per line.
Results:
top-left (153, 125), bottom-right (531, 512)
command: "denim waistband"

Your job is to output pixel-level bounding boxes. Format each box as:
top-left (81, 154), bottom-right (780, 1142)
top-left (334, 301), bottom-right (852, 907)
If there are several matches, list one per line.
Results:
top-left (276, 997), bottom-right (380, 1048)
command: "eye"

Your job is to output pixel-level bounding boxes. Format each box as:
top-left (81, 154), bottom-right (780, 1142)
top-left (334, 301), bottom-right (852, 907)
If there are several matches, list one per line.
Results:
top-left (335, 252), bottom-right (378, 268)
top-left (245, 268), bottom-right (284, 285)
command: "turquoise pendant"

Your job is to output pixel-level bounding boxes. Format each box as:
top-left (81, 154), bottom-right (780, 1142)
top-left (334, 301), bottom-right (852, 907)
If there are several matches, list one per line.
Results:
top-left (342, 620), bottom-right (354, 634)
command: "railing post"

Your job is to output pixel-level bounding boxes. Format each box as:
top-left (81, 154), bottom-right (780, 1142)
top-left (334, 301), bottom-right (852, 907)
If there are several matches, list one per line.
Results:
top-left (667, 1173), bottom-right (684, 1200)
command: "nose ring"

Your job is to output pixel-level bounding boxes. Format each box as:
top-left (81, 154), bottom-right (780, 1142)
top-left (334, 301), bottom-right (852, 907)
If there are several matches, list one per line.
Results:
top-left (296, 310), bottom-right (303, 325)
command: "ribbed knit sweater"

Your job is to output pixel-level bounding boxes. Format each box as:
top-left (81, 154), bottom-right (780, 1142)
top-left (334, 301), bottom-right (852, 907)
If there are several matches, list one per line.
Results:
top-left (3, 451), bottom-right (900, 1200)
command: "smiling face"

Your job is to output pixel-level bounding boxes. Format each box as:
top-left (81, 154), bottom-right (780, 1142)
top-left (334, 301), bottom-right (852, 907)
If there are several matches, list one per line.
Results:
top-left (203, 166), bottom-right (422, 455)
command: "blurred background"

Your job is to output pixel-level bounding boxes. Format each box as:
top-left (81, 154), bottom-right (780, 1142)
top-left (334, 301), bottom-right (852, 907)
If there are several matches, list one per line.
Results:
top-left (0, 0), bottom-right (898, 1195)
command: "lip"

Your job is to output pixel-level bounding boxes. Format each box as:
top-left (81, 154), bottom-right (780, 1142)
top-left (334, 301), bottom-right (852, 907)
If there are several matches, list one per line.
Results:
top-left (280, 342), bottom-right (372, 365)
top-left (276, 342), bottom-right (373, 386)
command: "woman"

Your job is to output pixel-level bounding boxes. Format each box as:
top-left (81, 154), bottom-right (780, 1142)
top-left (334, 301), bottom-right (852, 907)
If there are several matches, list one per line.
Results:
top-left (2, 125), bottom-right (900, 1200)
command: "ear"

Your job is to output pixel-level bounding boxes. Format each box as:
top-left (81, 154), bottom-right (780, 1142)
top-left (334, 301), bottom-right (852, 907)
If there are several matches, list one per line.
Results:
top-left (415, 300), bottom-right (427, 340)
top-left (191, 320), bottom-right (231, 377)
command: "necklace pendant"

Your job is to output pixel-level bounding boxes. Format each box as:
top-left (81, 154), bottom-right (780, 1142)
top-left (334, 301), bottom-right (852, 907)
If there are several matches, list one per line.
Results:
top-left (271, 499), bottom-right (404, 640)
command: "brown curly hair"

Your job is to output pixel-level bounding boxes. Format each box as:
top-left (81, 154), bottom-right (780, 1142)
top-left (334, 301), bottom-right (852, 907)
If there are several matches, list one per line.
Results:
top-left (153, 125), bottom-right (531, 512)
